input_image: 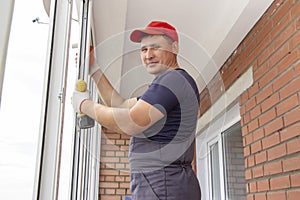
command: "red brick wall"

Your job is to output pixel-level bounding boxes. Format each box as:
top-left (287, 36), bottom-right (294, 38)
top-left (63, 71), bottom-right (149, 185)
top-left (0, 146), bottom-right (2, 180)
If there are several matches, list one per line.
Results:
top-left (240, 0), bottom-right (300, 199)
top-left (99, 128), bottom-right (131, 200)
top-left (199, 0), bottom-right (300, 199)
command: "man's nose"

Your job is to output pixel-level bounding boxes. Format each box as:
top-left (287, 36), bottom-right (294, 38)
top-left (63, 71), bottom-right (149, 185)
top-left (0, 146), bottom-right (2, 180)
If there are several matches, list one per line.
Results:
top-left (145, 48), bottom-right (154, 59)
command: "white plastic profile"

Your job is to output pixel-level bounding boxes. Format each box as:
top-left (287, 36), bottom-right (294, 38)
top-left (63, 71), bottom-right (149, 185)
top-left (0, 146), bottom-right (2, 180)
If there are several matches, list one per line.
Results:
top-left (33, 0), bottom-right (73, 199)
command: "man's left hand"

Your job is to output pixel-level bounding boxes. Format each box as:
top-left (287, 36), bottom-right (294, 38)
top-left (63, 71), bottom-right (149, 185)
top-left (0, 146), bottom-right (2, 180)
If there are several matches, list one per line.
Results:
top-left (72, 90), bottom-right (90, 113)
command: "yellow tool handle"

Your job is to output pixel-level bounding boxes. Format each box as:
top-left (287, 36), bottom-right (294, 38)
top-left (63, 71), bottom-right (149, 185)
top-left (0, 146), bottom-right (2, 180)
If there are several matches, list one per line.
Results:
top-left (76, 79), bottom-right (87, 92)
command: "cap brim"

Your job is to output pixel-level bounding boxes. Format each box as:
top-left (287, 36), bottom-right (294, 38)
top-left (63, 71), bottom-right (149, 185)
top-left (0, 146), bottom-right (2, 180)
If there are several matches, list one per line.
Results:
top-left (130, 29), bottom-right (164, 43)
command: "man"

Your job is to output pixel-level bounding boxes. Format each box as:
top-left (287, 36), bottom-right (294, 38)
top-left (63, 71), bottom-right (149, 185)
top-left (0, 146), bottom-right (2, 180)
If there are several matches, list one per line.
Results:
top-left (72, 21), bottom-right (201, 200)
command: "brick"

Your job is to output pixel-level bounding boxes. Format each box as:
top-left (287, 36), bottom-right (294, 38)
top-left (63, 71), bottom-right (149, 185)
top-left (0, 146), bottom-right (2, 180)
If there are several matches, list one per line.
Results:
top-left (277, 49), bottom-right (300, 74)
top-left (115, 139), bottom-right (125, 145)
top-left (256, 85), bottom-right (273, 104)
top-left (120, 145), bottom-right (129, 151)
top-left (240, 104), bottom-right (246, 116)
top-left (284, 107), bottom-right (300, 126)
top-left (242, 125), bottom-right (249, 136)
top-left (245, 133), bottom-right (253, 145)
top-left (255, 151), bottom-right (267, 164)
top-left (259, 108), bottom-right (276, 126)
top-left (120, 134), bottom-right (130, 140)
top-left (291, 0), bottom-right (300, 19)
top-left (274, 19), bottom-right (296, 50)
top-left (246, 97), bottom-right (257, 112)
top-left (272, 5), bottom-right (293, 41)
top-left (248, 119), bottom-right (259, 133)
top-left (267, 191), bottom-right (286, 200)
top-left (289, 29), bottom-right (300, 50)
top-left (105, 176), bottom-right (115, 182)
top-left (250, 105), bottom-right (262, 120)
top-left (262, 132), bottom-right (280, 149)
top-left (249, 181), bottom-right (257, 193)
top-left (247, 194), bottom-right (254, 200)
top-left (261, 93), bottom-right (279, 113)
top-left (280, 122), bottom-right (300, 141)
top-left (116, 189), bottom-right (126, 195)
top-left (103, 133), bottom-right (121, 139)
top-left (115, 151), bottom-right (125, 157)
top-left (100, 182), bottom-right (119, 189)
top-left (270, 175), bottom-right (290, 190)
top-left (264, 161), bottom-right (282, 176)
top-left (253, 165), bottom-right (264, 178)
top-left (264, 117), bottom-right (284, 136)
top-left (100, 195), bottom-right (121, 200)
top-left (253, 128), bottom-right (265, 142)
top-left (115, 176), bottom-right (125, 182)
top-left (251, 141), bottom-right (262, 154)
top-left (101, 157), bottom-right (120, 163)
top-left (244, 146), bottom-right (250, 157)
top-left (105, 151), bottom-right (115, 157)
top-left (256, 20), bottom-right (273, 53)
top-left (105, 189), bottom-right (116, 195)
top-left (257, 179), bottom-right (269, 192)
top-left (120, 182), bottom-right (130, 189)
top-left (269, 44), bottom-right (289, 69)
top-left (280, 76), bottom-right (300, 102)
top-left (267, 143), bottom-right (286, 161)
top-left (273, 0), bottom-right (293, 24)
top-left (99, 188), bottom-right (105, 195)
top-left (259, 67), bottom-right (278, 89)
top-left (283, 155), bottom-right (300, 172)
top-left (102, 144), bottom-right (119, 151)
top-left (245, 169), bottom-right (252, 180)
top-left (248, 82), bottom-right (259, 97)
top-left (255, 193), bottom-right (267, 200)
top-left (273, 66), bottom-right (296, 92)
top-left (288, 189), bottom-right (300, 200)
top-left (115, 163), bottom-right (125, 169)
top-left (295, 63), bottom-right (300, 76)
top-left (100, 169), bottom-right (119, 176)
top-left (256, 35), bottom-right (272, 66)
top-left (254, 62), bottom-right (270, 82)
top-left (276, 94), bottom-right (299, 115)
top-left (120, 157), bottom-right (129, 163)
top-left (287, 138), bottom-right (300, 154)
top-left (243, 112), bottom-right (251, 125)
top-left (291, 173), bottom-right (300, 187)
top-left (248, 155), bottom-right (255, 167)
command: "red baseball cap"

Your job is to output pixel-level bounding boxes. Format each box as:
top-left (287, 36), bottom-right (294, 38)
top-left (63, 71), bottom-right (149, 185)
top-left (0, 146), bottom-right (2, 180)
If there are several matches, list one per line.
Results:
top-left (130, 21), bottom-right (178, 43)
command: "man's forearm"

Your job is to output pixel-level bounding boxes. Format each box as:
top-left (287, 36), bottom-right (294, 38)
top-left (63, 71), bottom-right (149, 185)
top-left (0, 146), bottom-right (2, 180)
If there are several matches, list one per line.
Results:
top-left (91, 69), bottom-right (125, 107)
top-left (80, 99), bottom-right (139, 135)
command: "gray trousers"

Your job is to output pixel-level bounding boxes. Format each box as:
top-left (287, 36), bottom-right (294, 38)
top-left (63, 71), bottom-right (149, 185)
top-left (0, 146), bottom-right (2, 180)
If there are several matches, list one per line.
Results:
top-left (130, 165), bottom-right (201, 200)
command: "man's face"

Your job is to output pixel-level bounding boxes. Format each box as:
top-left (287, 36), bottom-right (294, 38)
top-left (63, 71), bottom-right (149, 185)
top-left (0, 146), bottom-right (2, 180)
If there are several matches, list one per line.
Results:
top-left (140, 35), bottom-right (177, 76)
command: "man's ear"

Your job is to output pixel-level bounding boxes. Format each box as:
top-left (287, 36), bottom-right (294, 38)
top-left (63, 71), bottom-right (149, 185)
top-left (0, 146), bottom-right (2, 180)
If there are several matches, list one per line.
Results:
top-left (172, 41), bottom-right (179, 54)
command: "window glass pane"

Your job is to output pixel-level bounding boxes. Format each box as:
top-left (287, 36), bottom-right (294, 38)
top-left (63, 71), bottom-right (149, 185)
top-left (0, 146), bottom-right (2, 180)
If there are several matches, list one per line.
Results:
top-left (222, 122), bottom-right (246, 200)
top-left (210, 142), bottom-right (221, 200)
top-left (0, 1), bottom-right (48, 199)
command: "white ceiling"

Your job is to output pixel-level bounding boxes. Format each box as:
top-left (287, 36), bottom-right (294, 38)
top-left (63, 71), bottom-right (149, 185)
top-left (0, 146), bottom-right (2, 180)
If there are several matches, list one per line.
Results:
top-left (44, 0), bottom-right (275, 96)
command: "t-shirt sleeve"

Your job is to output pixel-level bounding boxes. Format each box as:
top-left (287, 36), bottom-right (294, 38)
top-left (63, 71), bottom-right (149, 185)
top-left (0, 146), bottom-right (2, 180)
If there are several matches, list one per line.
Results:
top-left (140, 84), bottom-right (179, 114)
top-left (140, 73), bottom-right (182, 114)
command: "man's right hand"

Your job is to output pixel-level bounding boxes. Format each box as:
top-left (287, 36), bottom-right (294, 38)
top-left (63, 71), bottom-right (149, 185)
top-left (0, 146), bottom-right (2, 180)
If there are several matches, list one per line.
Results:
top-left (89, 46), bottom-right (101, 76)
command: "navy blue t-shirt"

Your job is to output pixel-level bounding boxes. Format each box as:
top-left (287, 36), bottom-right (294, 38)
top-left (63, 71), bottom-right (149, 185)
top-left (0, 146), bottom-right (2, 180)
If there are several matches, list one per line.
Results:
top-left (129, 68), bottom-right (201, 199)
top-left (138, 68), bottom-right (200, 143)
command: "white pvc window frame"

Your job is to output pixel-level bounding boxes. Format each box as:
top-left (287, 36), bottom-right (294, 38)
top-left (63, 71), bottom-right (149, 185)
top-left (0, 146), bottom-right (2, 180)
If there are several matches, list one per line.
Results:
top-left (196, 67), bottom-right (253, 200)
top-left (197, 102), bottom-right (241, 200)
top-left (207, 135), bottom-right (226, 200)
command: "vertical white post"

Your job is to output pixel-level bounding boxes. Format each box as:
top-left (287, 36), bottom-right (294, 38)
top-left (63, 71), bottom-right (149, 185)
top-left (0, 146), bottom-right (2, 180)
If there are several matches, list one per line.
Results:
top-left (0, 0), bottom-right (15, 108)
top-left (33, 0), bottom-right (73, 199)
top-left (70, 1), bottom-right (101, 199)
